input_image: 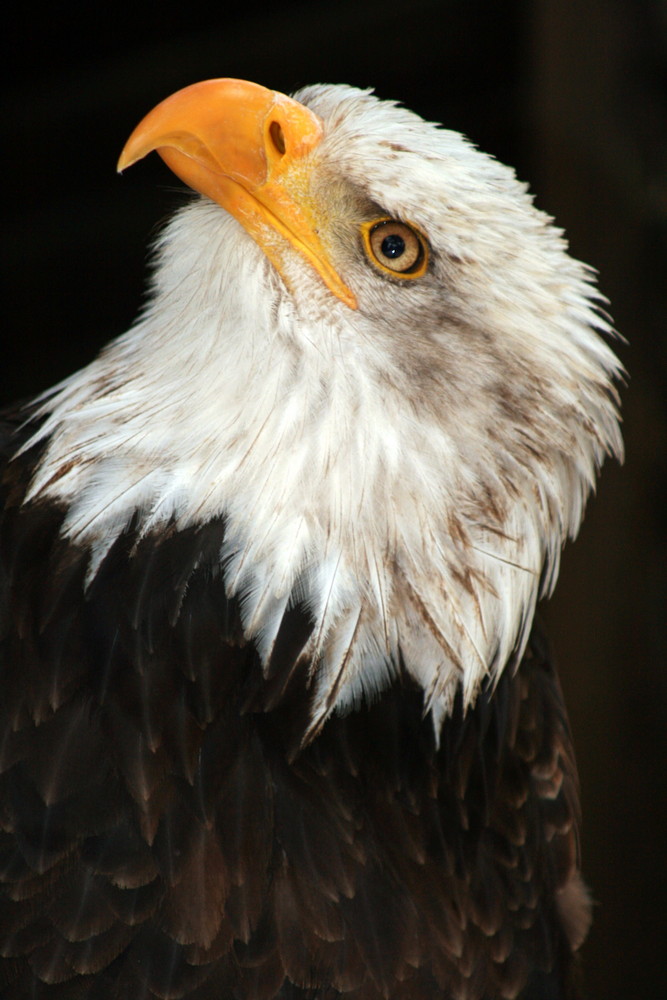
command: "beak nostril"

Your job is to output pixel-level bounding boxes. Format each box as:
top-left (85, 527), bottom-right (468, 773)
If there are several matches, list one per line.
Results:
top-left (269, 120), bottom-right (286, 156)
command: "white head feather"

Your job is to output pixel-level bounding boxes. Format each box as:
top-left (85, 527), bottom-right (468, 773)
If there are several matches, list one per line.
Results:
top-left (23, 84), bottom-right (623, 734)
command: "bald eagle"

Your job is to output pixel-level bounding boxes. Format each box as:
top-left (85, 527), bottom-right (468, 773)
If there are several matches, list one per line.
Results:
top-left (0, 80), bottom-right (622, 1000)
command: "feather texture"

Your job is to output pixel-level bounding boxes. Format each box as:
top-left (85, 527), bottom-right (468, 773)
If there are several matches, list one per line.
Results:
top-left (0, 439), bottom-right (590, 995)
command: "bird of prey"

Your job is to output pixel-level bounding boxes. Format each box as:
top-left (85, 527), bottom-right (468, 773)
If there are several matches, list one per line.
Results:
top-left (0, 79), bottom-right (622, 1000)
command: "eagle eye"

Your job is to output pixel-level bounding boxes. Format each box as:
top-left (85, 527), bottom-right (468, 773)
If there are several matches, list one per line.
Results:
top-left (361, 218), bottom-right (428, 279)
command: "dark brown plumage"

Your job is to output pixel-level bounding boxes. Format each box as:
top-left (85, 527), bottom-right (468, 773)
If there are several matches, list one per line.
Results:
top-left (1, 416), bottom-right (584, 999)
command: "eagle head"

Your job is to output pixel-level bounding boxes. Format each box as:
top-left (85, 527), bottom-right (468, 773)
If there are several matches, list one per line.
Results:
top-left (26, 79), bottom-right (623, 736)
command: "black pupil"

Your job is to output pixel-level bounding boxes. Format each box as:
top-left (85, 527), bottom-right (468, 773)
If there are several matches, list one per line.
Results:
top-left (380, 233), bottom-right (405, 259)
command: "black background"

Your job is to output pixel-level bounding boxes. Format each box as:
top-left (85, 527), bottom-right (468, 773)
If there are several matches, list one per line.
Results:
top-left (3, 3), bottom-right (666, 996)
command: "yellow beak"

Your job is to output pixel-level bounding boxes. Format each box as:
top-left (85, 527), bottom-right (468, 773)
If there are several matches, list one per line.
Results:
top-left (118, 78), bottom-right (357, 309)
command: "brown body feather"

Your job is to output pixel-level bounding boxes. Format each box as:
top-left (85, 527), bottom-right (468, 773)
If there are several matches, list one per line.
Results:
top-left (0, 414), bottom-right (588, 999)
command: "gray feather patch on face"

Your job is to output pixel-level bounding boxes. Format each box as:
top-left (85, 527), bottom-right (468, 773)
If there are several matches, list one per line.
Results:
top-left (23, 84), bottom-right (623, 733)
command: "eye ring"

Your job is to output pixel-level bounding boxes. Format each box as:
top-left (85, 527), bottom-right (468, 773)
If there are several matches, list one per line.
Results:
top-left (361, 217), bottom-right (429, 279)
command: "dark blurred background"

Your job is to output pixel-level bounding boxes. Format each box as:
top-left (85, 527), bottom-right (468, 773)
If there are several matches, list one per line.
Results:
top-left (3, 2), bottom-right (666, 996)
